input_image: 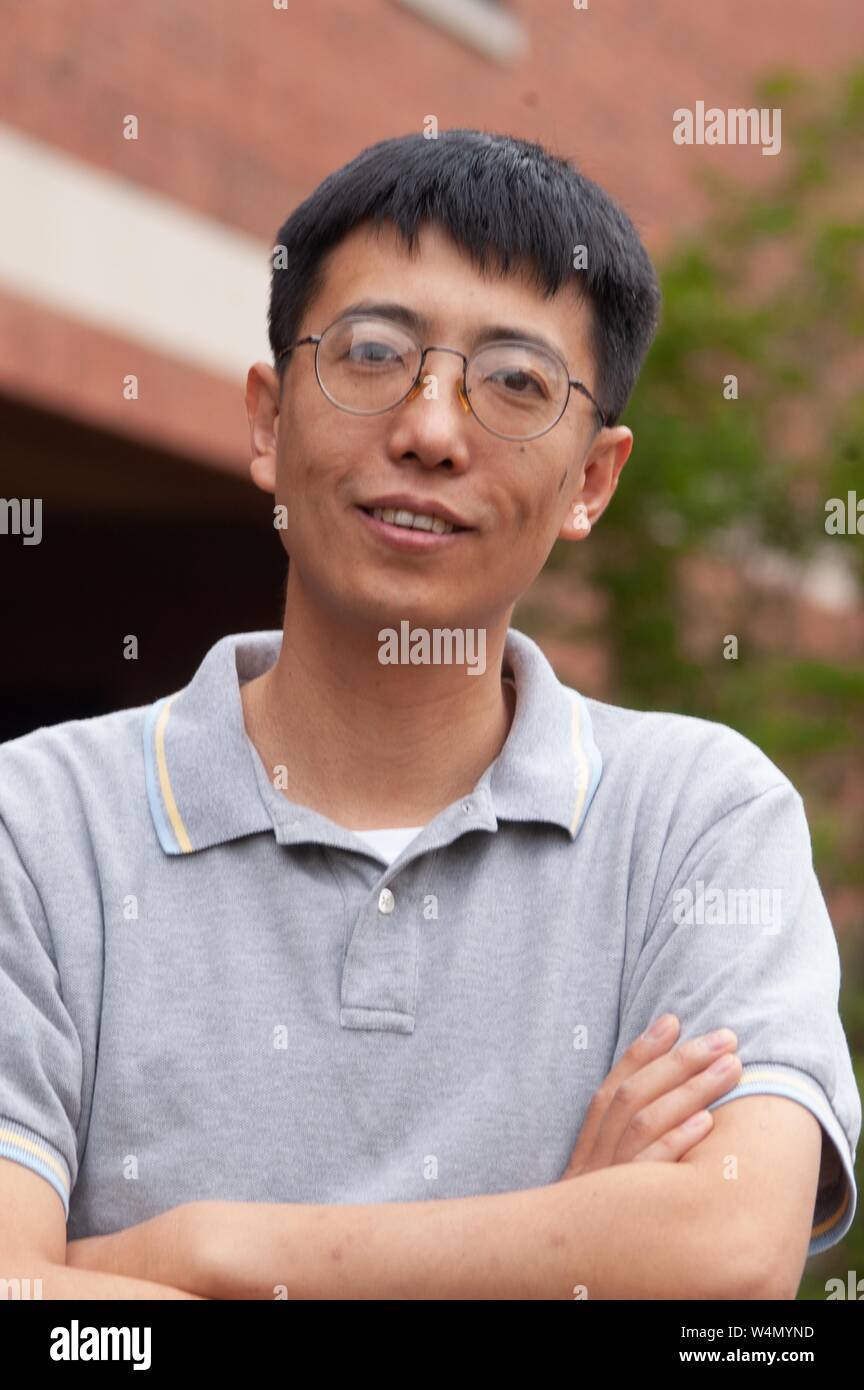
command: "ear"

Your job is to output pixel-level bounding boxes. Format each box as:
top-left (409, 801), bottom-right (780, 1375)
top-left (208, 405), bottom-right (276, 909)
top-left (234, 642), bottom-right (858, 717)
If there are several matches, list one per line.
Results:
top-left (559, 425), bottom-right (633, 542)
top-left (246, 362), bottom-right (281, 493)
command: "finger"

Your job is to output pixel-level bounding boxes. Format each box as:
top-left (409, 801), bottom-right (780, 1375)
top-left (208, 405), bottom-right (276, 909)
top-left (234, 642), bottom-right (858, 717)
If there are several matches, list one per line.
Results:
top-left (586, 1028), bottom-right (739, 1169)
top-left (571, 1013), bottom-right (682, 1159)
top-left (627, 1107), bottom-right (717, 1164)
top-left (614, 1051), bottom-right (743, 1164)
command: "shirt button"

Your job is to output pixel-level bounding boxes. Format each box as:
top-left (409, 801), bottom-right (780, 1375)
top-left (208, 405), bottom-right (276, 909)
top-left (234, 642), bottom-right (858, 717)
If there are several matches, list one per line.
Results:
top-left (378, 888), bottom-right (395, 915)
top-left (461, 800), bottom-right (472, 813)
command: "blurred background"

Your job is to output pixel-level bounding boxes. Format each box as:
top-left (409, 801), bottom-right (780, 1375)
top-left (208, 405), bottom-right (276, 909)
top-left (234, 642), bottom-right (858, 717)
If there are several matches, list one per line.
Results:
top-left (0, 0), bottom-right (861, 1295)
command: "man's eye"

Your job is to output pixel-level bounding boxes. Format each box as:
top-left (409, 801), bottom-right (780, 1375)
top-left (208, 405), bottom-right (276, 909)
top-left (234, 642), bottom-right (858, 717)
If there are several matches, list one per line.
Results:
top-left (348, 341), bottom-right (402, 365)
top-left (491, 369), bottom-right (546, 396)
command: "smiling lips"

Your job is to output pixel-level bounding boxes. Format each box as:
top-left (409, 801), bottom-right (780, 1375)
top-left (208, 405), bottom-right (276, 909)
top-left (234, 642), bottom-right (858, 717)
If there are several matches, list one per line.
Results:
top-left (365, 506), bottom-right (457, 534)
top-left (359, 494), bottom-right (472, 530)
top-left (356, 505), bottom-right (472, 550)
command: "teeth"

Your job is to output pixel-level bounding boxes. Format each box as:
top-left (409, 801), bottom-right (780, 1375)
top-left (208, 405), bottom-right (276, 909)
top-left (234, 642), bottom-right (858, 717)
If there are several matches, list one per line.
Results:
top-left (371, 507), bottom-right (455, 534)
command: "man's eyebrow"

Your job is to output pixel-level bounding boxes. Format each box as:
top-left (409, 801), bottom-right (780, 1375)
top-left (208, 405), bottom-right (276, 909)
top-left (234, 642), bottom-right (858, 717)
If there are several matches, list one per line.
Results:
top-left (335, 299), bottom-right (568, 362)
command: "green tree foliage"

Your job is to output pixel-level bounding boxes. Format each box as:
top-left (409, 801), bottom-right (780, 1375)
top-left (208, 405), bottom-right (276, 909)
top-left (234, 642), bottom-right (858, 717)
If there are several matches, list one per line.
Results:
top-left (553, 68), bottom-right (864, 1294)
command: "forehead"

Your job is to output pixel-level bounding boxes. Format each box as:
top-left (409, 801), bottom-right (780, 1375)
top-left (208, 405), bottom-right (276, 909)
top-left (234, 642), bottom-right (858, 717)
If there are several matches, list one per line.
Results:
top-left (308, 220), bottom-right (594, 370)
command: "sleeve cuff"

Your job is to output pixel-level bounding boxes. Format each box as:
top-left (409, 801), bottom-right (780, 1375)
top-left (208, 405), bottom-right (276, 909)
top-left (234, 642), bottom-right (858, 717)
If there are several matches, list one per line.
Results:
top-left (706, 1063), bottom-right (857, 1256)
top-left (0, 1115), bottom-right (71, 1220)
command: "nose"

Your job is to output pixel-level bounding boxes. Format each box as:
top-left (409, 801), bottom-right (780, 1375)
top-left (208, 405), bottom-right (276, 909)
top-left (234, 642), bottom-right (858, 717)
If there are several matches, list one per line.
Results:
top-left (386, 346), bottom-right (474, 471)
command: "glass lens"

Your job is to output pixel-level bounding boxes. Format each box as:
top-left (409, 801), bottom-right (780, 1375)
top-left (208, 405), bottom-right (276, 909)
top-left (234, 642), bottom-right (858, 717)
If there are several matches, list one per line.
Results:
top-left (467, 341), bottom-right (568, 438)
top-left (317, 316), bottom-right (420, 413)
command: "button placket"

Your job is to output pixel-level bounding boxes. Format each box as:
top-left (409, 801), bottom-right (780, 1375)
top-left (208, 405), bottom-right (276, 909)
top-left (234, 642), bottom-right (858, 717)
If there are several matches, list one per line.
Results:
top-left (340, 850), bottom-right (441, 1031)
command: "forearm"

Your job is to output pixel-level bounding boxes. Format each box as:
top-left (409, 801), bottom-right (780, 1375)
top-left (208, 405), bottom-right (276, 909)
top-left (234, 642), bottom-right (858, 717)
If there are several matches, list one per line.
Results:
top-left (64, 1203), bottom-right (210, 1297)
top-left (203, 1164), bottom-right (757, 1300)
top-left (5, 1258), bottom-right (205, 1299)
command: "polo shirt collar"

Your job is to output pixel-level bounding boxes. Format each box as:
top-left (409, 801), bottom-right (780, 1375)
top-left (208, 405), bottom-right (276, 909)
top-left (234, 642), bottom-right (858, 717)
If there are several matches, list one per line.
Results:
top-left (143, 627), bottom-right (603, 856)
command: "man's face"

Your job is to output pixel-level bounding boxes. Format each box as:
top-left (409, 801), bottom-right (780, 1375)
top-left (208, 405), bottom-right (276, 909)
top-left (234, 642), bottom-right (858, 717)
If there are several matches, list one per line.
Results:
top-left (248, 220), bottom-right (629, 631)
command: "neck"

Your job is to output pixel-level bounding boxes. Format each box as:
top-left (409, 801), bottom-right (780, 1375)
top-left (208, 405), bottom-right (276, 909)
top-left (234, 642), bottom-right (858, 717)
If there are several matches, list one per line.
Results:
top-left (240, 575), bottom-right (516, 829)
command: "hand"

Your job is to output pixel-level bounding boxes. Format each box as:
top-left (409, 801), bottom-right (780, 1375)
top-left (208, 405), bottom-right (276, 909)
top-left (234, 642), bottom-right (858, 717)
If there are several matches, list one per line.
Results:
top-left (66, 1202), bottom-right (210, 1292)
top-left (559, 1014), bottom-right (742, 1180)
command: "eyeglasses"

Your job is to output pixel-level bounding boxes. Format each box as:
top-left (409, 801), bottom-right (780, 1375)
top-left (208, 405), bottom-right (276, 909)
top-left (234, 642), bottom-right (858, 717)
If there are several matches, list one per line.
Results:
top-left (274, 312), bottom-right (607, 440)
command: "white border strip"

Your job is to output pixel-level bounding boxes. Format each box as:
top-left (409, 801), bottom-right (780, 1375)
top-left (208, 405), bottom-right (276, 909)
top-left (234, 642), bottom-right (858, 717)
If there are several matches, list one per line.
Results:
top-left (395, 0), bottom-right (526, 63)
top-left (0, 122), bottom-right (272, 379)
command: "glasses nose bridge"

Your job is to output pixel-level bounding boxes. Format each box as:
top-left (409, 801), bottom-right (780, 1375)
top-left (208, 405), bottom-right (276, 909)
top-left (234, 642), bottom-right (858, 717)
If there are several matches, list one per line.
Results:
top-left (412, 343), bottom-right (471, 411)
top-left (417, 342), bottom-right (468, 377)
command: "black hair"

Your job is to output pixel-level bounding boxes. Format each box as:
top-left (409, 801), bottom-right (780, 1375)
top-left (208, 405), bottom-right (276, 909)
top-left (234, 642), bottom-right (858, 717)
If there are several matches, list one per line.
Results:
top-left (268, 129), bottom-right (660, 427)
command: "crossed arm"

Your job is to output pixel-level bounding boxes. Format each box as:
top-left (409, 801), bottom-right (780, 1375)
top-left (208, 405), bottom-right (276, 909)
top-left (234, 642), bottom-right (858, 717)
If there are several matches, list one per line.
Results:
top-left (59, 1096), bottom-right (821, 1300)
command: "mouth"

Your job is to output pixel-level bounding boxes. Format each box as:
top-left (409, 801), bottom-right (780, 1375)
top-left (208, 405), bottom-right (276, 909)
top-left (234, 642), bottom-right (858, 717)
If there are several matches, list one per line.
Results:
top-left (355, 505), bottom-right (474, 551)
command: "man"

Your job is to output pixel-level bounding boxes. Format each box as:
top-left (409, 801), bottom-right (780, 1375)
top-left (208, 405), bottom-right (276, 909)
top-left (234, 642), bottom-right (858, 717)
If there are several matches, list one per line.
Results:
top-left (0, 130), bottom-right (858, 1299)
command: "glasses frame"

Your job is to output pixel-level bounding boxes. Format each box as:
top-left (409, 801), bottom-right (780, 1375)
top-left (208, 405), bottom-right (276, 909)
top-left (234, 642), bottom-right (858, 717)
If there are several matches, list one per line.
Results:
top-left (274, 312), bottom-right (607, 439)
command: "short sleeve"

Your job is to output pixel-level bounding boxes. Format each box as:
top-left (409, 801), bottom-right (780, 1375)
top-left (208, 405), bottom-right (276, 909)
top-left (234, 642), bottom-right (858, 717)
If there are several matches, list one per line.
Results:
top-left (0, 815), bottom-right (82, 1219)
top-left (614, 777), bottom-right (860, 1256)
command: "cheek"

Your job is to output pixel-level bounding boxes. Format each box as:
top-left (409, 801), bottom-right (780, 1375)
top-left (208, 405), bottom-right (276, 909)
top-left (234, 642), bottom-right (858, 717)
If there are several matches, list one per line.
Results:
top-left (508, 440), bottom-right (575, 526)
top-left (277, 426), bottom-right (371, 532)
top-left (506, 484), bottom-right (556, 538)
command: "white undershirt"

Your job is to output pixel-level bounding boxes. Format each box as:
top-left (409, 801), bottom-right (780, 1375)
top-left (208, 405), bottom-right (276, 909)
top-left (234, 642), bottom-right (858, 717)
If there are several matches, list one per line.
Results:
top-left (352, 825), bottom-right (425, 865)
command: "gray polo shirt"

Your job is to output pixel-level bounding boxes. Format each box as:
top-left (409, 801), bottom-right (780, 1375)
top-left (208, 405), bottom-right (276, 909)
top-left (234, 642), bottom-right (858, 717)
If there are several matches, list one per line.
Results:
top-left (0, 627), bottom-right (859, 1255)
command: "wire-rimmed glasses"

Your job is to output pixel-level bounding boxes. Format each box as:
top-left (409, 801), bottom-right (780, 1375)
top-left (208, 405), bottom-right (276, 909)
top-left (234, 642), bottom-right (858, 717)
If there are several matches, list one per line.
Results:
top-left (274, 312), bottom-right (607, 440)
